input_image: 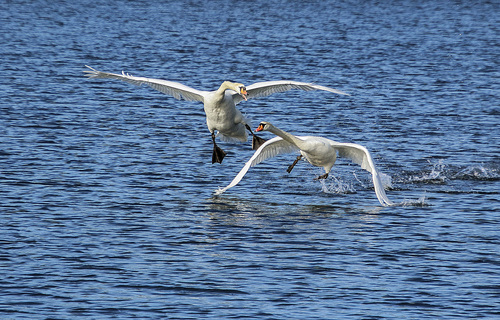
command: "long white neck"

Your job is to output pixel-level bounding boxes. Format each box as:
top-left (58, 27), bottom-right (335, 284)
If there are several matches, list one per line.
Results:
top-left (216, 81), bottom-right (234, 97)
top-left (266, 124), bottom-right (307, 149)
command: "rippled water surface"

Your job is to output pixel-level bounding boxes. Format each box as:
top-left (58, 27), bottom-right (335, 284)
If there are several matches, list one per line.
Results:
top-left (1, 0), bottom-right (499, 319)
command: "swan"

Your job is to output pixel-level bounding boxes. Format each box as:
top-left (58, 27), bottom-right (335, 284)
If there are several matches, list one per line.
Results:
top-left (215, 122), bottom-right (394, 206)
top-left (84, 66), bottom-right (349, 164)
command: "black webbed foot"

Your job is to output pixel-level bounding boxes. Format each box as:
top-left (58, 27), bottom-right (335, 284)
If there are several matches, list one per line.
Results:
top-left (212, 145), bottom-right (227, 164)
top-left (211, 132), bottom-right (226, 164)
top-left (252, 135), bottom-right (267, 150)
top-left (245, 124), bottom-right (267, 150)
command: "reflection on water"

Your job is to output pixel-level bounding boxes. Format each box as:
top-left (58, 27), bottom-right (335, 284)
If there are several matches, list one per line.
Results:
top-left (206, 195), bottom-right (386, 223)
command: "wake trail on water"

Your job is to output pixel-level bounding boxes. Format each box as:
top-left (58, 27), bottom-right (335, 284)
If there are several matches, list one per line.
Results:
top-left (213, 160), bottom-right (497, 207)
top-left (319, 159), bottom-right (499, 206)
top-left (402, 160), bottom-right (499, 184)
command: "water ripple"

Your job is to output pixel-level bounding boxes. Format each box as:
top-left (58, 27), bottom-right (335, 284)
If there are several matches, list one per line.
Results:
top-left (1, 0), bottom-right (499, 319)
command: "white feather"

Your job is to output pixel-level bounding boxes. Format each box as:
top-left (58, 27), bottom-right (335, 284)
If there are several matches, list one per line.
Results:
top-left (84, 65), bottom-right (205, 102)
top-left (215, 137), bottom-right (299, 195)
top-left (232, 80), bottom-right (349, 104)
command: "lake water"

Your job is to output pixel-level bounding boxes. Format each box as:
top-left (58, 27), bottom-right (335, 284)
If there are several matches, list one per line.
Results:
top-left (1, 0), bottom-right (499, 319)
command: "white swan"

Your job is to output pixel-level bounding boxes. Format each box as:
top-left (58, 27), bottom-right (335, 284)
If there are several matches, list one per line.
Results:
top-left (84, 66), bottom-right (349, 164)
top-left (215, 122), bottom-right (394, 206)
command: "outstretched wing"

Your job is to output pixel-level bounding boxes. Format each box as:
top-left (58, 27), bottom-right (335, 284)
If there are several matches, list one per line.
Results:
top-left (232, 80), bottom-right (349, 104)
top-left (214, 136), bottom-right (301, 195)
top-left (84, 66), bottom-right (205, 102)
top-left (331, 141), bottom-right (394, 206)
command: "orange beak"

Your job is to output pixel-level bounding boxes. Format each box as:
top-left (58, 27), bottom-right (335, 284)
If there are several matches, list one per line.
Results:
top-left (240, 88), bottom-right (248, 101)
top-left (256, 124), bottom-right (264, 132)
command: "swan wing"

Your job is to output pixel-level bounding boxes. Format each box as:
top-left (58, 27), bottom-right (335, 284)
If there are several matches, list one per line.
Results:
top-left (84, 66), bottom-right (205, 102)
top-left (215, 137), bottom-right (300, 195)
top-left (233, 80), bottom-right (349, 103)
top-left (331, 141), bottom-right (394, 206)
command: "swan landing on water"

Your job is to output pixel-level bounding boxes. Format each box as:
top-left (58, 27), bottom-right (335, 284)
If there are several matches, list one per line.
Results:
top-left (84, 66), bottom-right (349, 164)
top-left (215, 122), bottom-right (394, 207)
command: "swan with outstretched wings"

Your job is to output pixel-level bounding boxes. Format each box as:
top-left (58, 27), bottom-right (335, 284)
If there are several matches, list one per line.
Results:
top-left (84, 66), bottom-right (349, 164)
top-left (215, 122), bottom-right (394, 207)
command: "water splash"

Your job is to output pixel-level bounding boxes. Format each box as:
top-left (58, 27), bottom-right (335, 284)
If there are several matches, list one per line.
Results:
top-left (408, 159), bottom-right (448, 184)
top-left (453, 165), bottom-right (499, 180)
top-left (321, 171), bottom-right (394, 195)
top-left (406, 160), bottom-right (499, 184)
top-left (379, 172), bottom-right (393, 189)
top-left (400, 194), bottom-right (431, 207)
top-left (320, 175), bottom-right (356, 194)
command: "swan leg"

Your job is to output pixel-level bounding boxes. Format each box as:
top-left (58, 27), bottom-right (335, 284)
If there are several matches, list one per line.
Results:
top-left (314, 173), bottom-right (329, 180)
top-left (245, 124), bottom-right (266, 150)
top-left (287, 155), bottom-right (303, 173)
top-left (211, 132), bottom-right (226, 164)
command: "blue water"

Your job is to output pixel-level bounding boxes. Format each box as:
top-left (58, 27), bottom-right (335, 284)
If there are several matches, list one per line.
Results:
top-left (1, 0), bottom-right (499, 319)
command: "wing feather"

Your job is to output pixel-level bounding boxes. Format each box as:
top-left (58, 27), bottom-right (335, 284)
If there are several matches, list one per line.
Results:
top-left (214, 137), bottom-right (299, 195)
top-left (232, 80), bottom-right (349, 104)
top-left (331, 141), bottom-right (394, 206)
top-left (334, 142), bottom-right (373, 172)
top-left (84, 66), bottom-right (205, 102)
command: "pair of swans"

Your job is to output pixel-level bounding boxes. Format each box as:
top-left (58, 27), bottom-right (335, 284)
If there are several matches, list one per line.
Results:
top-left (215, 122), bottom-right (394, 207)
top-left (84, 66), bottom-right (349, 163)
top-left (84, 66), bottom-right (393, 205)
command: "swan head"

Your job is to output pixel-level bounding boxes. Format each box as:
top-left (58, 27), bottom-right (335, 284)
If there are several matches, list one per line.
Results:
top-left (256, 122), bottom-right (272, 132)
top-left (236, 83), bottom-right (248, 101)
top-left (224, 81), bottom-right (248, 101)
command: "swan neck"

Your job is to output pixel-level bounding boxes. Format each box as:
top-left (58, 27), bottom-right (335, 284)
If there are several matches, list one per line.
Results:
top-left (216, 81), bottom-right (232, 96)
top-left (267, 125), bottom-right (305, 148)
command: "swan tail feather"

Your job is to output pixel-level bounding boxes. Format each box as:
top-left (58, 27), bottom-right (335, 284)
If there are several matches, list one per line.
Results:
top-left (217, 132), bottom-right (248, 143)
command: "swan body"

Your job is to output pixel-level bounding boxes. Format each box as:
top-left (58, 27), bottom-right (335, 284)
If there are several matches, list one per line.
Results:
top-left (215, 122), bottom-right (394, 207)
top-left (84, 66), bottom-right (349, 163)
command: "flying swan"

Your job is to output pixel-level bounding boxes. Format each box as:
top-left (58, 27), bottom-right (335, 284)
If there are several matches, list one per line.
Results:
top-left (84, 66), bottom-right (349, 164)
top-left (215, 122), bottom-right (394, 206)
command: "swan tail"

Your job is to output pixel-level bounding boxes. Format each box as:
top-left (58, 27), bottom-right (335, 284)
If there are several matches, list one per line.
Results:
top-left (217, 132), bottom-right (248, 143)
